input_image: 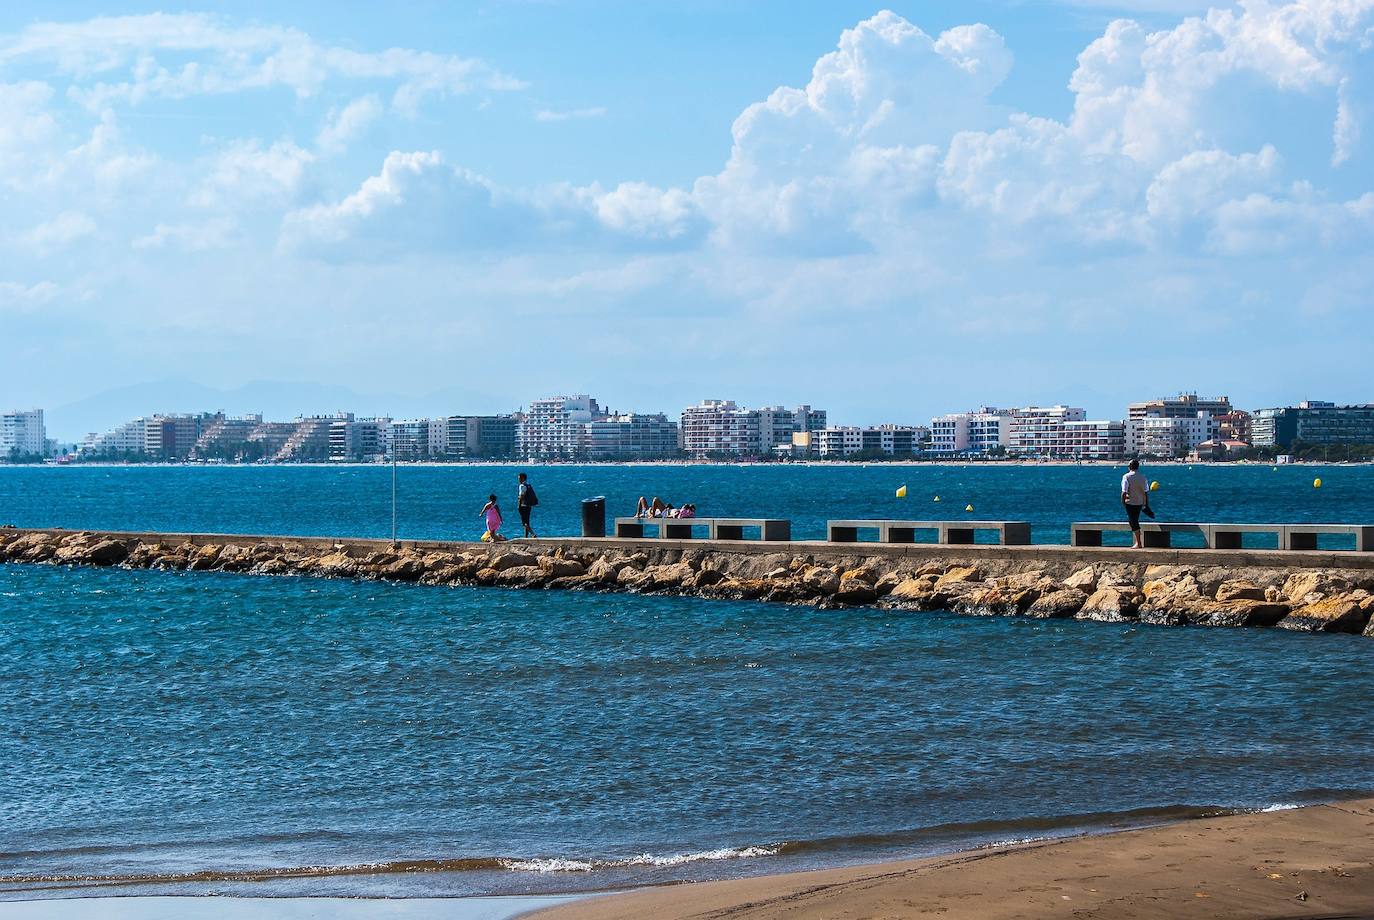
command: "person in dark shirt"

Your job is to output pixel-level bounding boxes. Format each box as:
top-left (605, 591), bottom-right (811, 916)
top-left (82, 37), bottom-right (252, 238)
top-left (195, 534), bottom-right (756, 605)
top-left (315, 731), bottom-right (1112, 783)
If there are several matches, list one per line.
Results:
top-left (517, 472), bottom-right (538, 538)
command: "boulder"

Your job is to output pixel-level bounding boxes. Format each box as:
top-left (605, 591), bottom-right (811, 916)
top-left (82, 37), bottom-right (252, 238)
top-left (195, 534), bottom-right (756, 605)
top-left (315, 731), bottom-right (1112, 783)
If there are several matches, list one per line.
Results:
top-left (934, 566), bottom-right (981, 590)
top-left (381, 553), bottom-right (427, 581)
top-left (1279, 595), bottom-right (1370, 633)
top-left (489, 550), bottom-right (538, 572)
top-left (801, 566), bottom-right (841, 595)
top-left (538, 556), bottom-right (586, 579)
top-left (1077, 585), bottom-right (1139, 622)
top-left (589, 556), bottom-right (638, 583)
top-left (214, 544), bottom-right (255, 572)
top-left (419, 565), bottom-right (466, 586)
top-left (873, 570), bottom-right (905, 596)
top-left (953, 585), bottom-right (1015, 617)
top-left (1025, 588), bottom-right (1086, 619)
top-left (886, 575), bottom-right (938, 607)
top-left (473, 567), bottom-right (500, 585)
top-left (253, 558), bottom-right (291, 576)
top-left (1281, 572), bottom-right (1351, 605)
top-left (187, 544), bottom-right (223, 571)
top-left (7, 532), bottom-right (57, 562)
top-left (1189, 599), bottom-right (1290, 628)
top-left (312, 552), bottom-right (358, 578)
top-left (834, 574), bottom-right (878, 605)
top-left (690, 567), bottom-right (726, 589)
top-left (1062, 565), bottom-right (1097, 591)
top-left (1214, 580), bottom-right (1267, 603)
top-left (629, 561), bottom-right (697, 591)
top-left (494, 565), bottom-right (546, 587)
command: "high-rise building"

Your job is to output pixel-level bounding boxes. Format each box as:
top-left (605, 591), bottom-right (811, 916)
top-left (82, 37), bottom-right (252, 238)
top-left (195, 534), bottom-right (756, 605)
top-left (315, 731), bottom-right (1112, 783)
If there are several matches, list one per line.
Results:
top-left (1007, 406), bottom-right (1088, 455)
top-left (815, 425), bottom-right (928, 458)
top-left (585, 414), bottom-right (680, 459)
top-left (929, 407), bottom-right (1011, 455)
top-left (680, 400), bottom-right (827, 458)
top-left (518, 396), bottom-right (604, 459)
top-left (191, 415), bottom-right (263, 460)
top-left (1, 409), bottom-right (46, 457)
top-left (1252, 402), bottom-right (1374, 449)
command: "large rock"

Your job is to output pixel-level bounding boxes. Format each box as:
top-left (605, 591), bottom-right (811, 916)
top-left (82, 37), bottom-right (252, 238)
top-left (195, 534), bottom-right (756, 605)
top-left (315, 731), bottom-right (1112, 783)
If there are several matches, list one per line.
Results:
top-left (489, 550), bottom-right (538, 572)
top-left (1025, 588), bottom-right (1086, 619)
top-left (6, 532), bottom-right (57, 562)
top-left (1279, 594), bottom-right (1370, 633)
top-left (1189, 599), bottom-right (1290, 628)
top-left (1077, 585), bottom-right (1139, 622)
top-left (627, 561), bottom-right (697, 591)
top-left (934, 566), bottom-right (981, 590)
top-left (214, 544), bottom-right (255, 572)
top-left (802, 566), bottom-right (841, 595)
top-left (187, 544), bottom-right (223, 571)
top-left (834, 573), bottom-right (878, 605)
top-left (1062, 565), bottom-right (1097, 590)
top-left (1214, 580), bottom-right (1267, 603)
top-left (494, 565), bottom-right (546, 587)
top-left (312, 551), bottom-right (358, 578)
top-left (381, 553), bottom-right (427, 581)
top-left (1281, 572), bottom-right (1352, 605)
top-left (538, 556), bottom-right (585, 579)
top-left (886, 575), bottom-right (938, 607)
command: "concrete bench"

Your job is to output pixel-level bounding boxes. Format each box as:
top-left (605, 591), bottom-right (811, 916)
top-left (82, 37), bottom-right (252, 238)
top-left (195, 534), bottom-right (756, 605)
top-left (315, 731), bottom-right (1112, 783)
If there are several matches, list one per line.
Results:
top-left (1071, 521), bottom-right (1210, 549)
top-left (827, 520), bottom-right (1031, 546)
top-left (1282, 524), bottom-right (1374, 552)
top-left (1210, 523), bottom-right (1285, 550)
top-left (613, 517), bottom-right (791, 542)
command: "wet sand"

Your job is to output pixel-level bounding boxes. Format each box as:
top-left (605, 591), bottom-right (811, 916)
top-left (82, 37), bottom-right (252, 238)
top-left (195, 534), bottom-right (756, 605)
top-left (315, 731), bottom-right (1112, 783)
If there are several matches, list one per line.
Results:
top-left (531, 798), bottom-right (1374, 920)
top-left (0, 895), bottom-right (588, 920)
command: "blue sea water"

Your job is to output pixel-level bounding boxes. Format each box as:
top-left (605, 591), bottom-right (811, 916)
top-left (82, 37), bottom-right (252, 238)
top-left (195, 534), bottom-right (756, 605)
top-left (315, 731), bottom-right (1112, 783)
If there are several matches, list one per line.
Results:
top-left (1, 462), bottom-right (1371, 545)
top-left (2, 464), bottom-right (1373, 900)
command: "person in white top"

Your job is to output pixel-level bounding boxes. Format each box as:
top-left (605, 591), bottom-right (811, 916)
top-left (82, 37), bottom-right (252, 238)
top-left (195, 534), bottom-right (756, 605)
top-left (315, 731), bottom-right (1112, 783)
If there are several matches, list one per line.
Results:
top-left (1120, 458), bottom-right (1151, 548)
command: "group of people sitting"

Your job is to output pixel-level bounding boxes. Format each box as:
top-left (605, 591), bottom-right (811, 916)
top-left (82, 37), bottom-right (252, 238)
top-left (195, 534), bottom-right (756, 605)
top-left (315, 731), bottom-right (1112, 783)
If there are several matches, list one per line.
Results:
top-left (634, 496), bottom-right (697, 519)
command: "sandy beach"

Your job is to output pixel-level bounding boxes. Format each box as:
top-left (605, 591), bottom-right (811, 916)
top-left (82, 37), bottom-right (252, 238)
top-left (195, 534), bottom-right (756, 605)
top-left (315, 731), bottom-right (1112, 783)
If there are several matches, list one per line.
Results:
top-left (531, 798), bottom-right (1374, 920)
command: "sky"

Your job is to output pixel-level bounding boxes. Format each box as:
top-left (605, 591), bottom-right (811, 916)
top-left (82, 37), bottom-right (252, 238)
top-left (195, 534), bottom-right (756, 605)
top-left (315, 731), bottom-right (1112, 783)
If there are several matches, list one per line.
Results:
top-left (1, 0), bottom-right (1372, 439)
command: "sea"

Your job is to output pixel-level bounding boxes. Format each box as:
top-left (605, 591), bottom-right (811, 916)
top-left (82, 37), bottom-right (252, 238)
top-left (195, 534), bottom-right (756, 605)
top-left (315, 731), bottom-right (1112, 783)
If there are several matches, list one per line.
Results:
top-left (2, 463), bottom-right (1373, 901)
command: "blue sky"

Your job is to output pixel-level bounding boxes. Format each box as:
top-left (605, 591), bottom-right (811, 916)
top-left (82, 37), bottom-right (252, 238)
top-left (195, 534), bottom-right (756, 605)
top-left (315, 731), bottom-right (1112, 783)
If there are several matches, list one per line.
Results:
top-left (2, 1), bottom-right (1371, 439)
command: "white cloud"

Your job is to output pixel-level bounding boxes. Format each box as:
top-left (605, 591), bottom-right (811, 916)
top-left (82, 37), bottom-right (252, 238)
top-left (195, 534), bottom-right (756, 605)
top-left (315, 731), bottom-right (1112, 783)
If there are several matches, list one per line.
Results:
top-left (1, 13), bottom-right (523, 114)
top-left (0, 280), bottom-right (59, 312)
top-left (191, 139), bottom-right (314, 208)
top-left (132, 219), bottom-right (235, 252)
top-left (535, 107), bottom-right (607, 122)
top-left (317, 95), bottom-right (383, 153)
top-left (20, 211), bottom-right (97, 253)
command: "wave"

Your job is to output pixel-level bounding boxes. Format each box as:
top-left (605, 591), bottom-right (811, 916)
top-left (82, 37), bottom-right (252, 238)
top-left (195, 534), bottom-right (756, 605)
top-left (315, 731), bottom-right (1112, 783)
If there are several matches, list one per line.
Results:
top-left (0, 797), bottom-right (1338, 894)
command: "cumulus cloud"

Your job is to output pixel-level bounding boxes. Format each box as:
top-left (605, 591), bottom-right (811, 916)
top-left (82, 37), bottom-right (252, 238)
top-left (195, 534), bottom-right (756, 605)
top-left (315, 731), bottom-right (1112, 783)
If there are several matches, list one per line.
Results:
top-left (191, 139), bottom-right (314, 208)
top-left (317, 95), bottom-right (384, 153)
top-left (0, 280), bottom-right (59, 312)
top-left (132, 219), bottom-right (235, 252)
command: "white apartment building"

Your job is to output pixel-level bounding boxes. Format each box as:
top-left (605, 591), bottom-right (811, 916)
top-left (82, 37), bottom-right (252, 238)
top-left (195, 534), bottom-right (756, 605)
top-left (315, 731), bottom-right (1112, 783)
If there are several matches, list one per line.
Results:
top-left (680, 400), bottom-right (827, 458)
top-left (585, 414), bottom-right (679, 459)
top-left (1128, 393), bottom-right (1232, 421)
top-left (1060, 420), bottom-right (1126, 460)
top-left (518, 395), bottom-right (604, 459)
top-left (815, 427), bottom-right (865, 458)
top-left (930, 408), bottom-right (1011, 455)
top-left (1007, 406), bottom-right (1088, 455)
top-left (82, 417), bottom-right (150, 456)
top-left (1126, 413), bottom-right (1219, 458)
top-left (680, 399), bottom-right (761, 457)
top-left (1, 409), bottom-right (46, 456)
top-left (389, 419), bottom-right (435, 461)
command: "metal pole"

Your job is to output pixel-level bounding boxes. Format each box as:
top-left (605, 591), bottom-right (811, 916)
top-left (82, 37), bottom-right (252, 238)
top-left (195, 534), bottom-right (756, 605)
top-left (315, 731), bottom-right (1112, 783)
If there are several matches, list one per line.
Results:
top-left (391, 449), bottom-right (398, 544)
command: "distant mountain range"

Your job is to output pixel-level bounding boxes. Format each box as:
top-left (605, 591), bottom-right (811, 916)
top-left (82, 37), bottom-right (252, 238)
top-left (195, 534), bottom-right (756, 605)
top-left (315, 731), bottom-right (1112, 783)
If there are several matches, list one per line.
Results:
top-left (47, 379), bottom-right (506, 442)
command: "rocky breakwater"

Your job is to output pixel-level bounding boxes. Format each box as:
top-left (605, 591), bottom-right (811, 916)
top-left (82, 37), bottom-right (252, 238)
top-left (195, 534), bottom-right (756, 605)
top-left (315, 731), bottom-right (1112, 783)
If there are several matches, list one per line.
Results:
top-left (4, 529), bottom-right (1374, 637)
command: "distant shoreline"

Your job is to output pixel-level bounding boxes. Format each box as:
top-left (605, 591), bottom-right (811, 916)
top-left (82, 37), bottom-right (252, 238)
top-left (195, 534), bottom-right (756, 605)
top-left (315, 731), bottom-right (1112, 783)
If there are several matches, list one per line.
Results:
top-left (3, 459), bottom-right (1371, 470)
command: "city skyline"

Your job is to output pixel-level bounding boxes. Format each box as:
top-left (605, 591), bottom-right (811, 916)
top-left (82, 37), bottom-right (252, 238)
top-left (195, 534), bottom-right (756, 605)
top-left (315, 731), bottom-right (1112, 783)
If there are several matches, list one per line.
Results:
top-left (3, 1), bottom-right (1372, 432)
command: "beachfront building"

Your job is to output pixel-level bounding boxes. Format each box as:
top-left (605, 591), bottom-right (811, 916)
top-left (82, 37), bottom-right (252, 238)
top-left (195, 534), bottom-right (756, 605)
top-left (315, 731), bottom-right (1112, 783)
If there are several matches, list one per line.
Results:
top-left (388, 419), bottom-right (436, 461)
top-left (190, 414), bottom-right (264, 461)
top-left (1252, 402), bottom-right (1374, 449)
top-left (1127, 393), bottom-right (1232, 421)
top-left (1, 409), bottom-right (46, 458)
top-left (444, 415), bottom-right (518, 459)
top-left (1006, 406), bottom-right (1125, 460)
top-left (814, 425), bottom-right (927, 459)
top-left (330, 415), bottom-right (389, 462)
top-left (680, 400), bottom-right (828, 458)
top-left (930, 408), bottom-right (1011, 456)
top-left (518, 395), bottom-right (604, 460)
top-left (1217, 410), bottom-right (1252, 444)
top-left (1125, 414), bottom-right (1219, 459)
top-left (1007, 406), bottom-right (1086, 455)
top-left (585, 413), bottom-right (680, 460)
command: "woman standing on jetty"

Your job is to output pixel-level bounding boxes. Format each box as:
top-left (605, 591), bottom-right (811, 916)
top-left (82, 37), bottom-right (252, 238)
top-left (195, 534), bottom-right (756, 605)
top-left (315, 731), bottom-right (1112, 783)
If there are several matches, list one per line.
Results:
top-left (480, 494), bottom-right (506, 542)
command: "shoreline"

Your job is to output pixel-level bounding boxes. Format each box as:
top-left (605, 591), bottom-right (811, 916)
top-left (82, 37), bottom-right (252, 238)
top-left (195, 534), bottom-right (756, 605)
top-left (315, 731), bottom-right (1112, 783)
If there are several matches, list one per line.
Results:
top-left (527, 797), bottom-right (1374, 920)
top-left (4, 459), bottom-right (1372, 469)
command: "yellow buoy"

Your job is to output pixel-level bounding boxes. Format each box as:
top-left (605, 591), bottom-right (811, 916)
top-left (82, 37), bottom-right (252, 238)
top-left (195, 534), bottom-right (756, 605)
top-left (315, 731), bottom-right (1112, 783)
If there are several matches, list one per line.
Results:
top-left (933, 495), bottom-right (941, 502)
top-left (1149, 480), bottom-right (1159, 491)
top-left (965, 503), bottom-right (974, 512)
top-left (896, 484), bottom-right (907, 498)
top-left (1314, 477), bottom-right (1322, 488)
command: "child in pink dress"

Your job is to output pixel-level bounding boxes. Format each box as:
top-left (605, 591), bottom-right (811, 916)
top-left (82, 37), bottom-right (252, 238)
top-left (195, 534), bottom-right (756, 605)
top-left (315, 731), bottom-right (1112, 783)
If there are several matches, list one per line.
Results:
top-left (480, 494), bottom-right (505, 542)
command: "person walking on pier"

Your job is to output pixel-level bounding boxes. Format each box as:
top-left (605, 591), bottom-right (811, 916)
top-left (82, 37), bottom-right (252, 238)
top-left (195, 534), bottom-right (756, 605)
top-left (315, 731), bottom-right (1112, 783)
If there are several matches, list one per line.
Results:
top-left (517, 472), bottom-right (538, 538)
top-left (1121, 459), bottom-right (1151, 549)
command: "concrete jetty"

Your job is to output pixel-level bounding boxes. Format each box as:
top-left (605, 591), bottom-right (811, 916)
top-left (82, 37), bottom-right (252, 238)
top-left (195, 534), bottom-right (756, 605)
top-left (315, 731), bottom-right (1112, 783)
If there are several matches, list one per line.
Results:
top-left (3, 527), bottom-right (1374, 636)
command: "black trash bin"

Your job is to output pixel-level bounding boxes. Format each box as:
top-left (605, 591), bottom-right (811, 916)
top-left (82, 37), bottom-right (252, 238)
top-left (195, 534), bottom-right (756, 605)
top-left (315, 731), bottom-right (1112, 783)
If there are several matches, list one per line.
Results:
top-left (581, 496), bottom-right (606, 537)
